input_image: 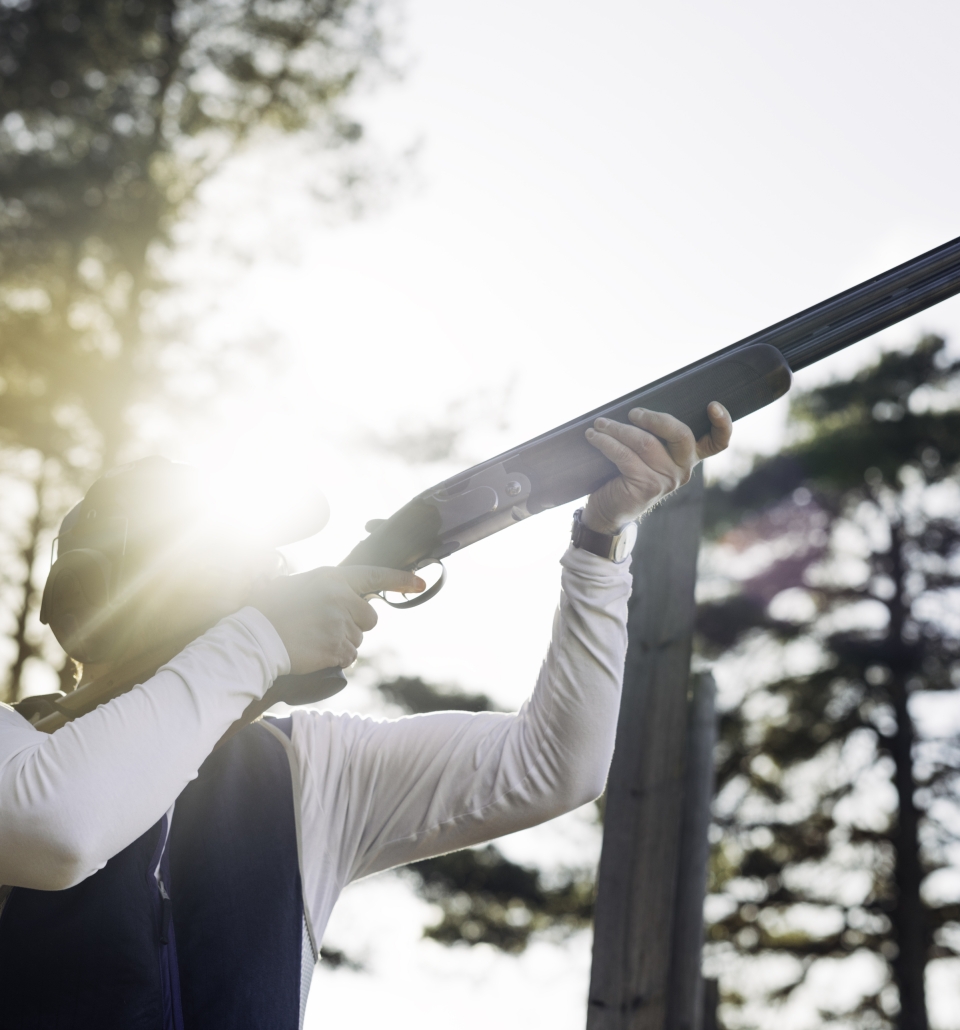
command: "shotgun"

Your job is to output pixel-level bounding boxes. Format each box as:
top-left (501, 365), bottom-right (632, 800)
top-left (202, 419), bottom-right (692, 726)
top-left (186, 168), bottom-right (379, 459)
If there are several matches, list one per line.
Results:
top-left (340, 234), bottom-right (960, 575)
top-left (31, 233), bottom-right (960, 734)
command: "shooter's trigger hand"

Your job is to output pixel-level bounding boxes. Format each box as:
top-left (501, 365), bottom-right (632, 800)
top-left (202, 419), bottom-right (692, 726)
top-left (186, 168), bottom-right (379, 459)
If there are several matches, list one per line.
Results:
top-left (581, 402), bottom-right (732, 535)
top-left (253, 566), bottom-right (424, 674)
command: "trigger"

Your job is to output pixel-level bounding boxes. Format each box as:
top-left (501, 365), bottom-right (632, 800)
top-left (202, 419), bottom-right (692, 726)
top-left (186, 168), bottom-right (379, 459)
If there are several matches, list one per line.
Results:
top-left (381, 560), bottom-right (447, 610)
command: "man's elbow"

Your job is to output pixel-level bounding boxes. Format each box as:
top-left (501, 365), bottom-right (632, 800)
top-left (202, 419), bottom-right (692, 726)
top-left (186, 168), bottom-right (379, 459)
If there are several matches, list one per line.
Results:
top-left (567, 770), bottom-right (608, 811)
top-left (40, 818), bottom-right (110, 888)
top-left (1, 830), bottom-right (102, 891)
top-left (544, 767), bottom-right (608, 819)
top-left (40, 845), bottom-right (99, 890)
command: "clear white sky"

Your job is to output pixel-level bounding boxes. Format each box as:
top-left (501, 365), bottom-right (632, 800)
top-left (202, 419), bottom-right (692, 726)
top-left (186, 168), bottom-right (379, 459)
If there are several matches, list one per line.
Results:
top-left (162, 2), bottom-right (960, 1027)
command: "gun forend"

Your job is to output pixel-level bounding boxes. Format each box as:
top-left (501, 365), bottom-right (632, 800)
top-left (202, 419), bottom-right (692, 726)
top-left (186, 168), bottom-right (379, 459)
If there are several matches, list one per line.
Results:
top-left (342, 344), bottom-right (791, 572)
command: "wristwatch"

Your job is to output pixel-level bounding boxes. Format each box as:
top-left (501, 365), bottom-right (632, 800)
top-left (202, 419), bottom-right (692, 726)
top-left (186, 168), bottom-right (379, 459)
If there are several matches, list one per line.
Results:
top-left (570, 508), bottom-right (638, 563)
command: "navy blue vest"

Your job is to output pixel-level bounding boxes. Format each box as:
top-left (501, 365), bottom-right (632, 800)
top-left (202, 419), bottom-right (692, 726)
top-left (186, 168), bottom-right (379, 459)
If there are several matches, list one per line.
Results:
top-left (0, 719), bottom-right (305, 1030)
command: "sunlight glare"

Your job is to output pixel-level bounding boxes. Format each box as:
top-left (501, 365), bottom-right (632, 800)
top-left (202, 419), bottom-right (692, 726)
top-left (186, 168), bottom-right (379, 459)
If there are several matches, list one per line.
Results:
top-left (202, 404), bottom-right (332, 548)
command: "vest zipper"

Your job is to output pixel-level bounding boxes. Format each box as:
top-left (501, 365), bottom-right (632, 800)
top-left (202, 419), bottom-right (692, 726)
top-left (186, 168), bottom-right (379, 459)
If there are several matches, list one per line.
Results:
top-left (154, 814), bottom-right (184, 1030)
top-left (158, 879), bottom-right (172, 946)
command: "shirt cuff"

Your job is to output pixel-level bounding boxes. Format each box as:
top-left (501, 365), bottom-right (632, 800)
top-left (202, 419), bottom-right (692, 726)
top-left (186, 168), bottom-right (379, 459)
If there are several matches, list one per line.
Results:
top-left (226, 606), bottom-right (292, 679)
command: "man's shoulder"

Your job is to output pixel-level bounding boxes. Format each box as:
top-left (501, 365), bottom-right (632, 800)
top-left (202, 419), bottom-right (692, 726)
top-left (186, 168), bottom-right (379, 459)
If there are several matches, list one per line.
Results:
top-left (0, 701), bottom-right (35, 733)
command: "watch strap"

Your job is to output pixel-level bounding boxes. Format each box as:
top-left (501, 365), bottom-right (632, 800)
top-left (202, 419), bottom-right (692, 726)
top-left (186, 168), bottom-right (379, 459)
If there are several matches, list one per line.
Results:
top-left (571, 508), bottom-right (628, 562)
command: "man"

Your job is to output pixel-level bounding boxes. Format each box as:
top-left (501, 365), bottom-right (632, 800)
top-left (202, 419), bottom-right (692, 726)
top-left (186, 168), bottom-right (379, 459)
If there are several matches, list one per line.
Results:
top-left (0, 403), bottom-right (731, 1029)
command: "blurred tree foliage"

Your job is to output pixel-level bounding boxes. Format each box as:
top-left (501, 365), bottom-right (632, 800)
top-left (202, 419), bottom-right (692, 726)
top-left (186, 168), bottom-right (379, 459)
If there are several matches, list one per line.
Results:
top-left (0, 0), bottom-right (388, 699)
top-left (377, 674), bottom-right (501, 715)
top-left (697, 337), bottom-right (960, 1029)
top-left (378, 675), bottom-right (598, 953)
top-left (407, 843), bottom-right (595, 953)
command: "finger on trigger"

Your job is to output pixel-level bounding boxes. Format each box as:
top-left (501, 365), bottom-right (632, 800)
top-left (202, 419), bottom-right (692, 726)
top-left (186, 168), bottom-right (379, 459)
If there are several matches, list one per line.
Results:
top-left (342, 565), bottom-right (426, 598)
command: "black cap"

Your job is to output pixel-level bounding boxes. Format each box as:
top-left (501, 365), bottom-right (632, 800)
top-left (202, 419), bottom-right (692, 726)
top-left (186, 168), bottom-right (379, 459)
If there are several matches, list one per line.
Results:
top-left (56, 456), bottom-right (204, 562)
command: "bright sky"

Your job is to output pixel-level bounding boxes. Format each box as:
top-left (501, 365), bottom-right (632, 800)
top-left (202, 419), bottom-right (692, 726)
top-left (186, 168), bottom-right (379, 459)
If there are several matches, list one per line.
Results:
top-left (159, 2), bottom-right (960, 1027)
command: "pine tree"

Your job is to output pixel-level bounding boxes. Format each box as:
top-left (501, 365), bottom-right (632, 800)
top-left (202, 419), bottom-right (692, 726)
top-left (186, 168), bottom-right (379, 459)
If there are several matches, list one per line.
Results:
top-left (697, 336), bottom-right (960, 1029)
top-left (0, 0), bottom-right (388, 698)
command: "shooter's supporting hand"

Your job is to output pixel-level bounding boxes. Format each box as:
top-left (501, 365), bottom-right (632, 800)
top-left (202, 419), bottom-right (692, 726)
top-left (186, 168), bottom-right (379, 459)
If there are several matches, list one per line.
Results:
top-left (581, 402), bottom-right (732, 535)
top-left (254, 566), bottom-right (425, 674)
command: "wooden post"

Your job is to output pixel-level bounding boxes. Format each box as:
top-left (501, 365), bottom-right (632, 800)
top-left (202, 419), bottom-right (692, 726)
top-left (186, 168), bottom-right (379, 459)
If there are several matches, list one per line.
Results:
top-left (587, 467), bottom-right (708, 1030)
top-left (699, 980), bottom-right (720, 1030)
top-left (666, 672), bottom-right (717, 1030)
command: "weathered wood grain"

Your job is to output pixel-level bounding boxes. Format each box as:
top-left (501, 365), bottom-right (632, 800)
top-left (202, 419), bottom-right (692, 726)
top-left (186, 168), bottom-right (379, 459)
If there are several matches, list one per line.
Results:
top-left (587, 467), bottom-right (706, 1030)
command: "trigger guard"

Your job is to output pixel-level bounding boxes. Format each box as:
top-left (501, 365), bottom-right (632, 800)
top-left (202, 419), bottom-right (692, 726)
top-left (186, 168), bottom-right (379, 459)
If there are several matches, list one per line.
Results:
top-left (381, 560), bottom-right (447, 609)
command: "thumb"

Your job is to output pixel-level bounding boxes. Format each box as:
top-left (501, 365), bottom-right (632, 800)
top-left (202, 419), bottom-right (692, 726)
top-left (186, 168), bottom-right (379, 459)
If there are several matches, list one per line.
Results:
top-left (340, 565), bottom-right (426, 597)
top-left (695, 401), bottom-right (732, 459)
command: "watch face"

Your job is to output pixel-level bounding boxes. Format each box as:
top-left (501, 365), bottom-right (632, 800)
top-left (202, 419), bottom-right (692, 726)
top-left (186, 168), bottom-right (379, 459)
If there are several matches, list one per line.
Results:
top-left (614, 521), bottom-right (638, 562)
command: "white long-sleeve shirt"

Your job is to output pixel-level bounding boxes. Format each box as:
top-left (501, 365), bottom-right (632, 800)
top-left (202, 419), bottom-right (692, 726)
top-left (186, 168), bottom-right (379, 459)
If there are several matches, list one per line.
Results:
top-left (0, 545), bottom-right (631, 954)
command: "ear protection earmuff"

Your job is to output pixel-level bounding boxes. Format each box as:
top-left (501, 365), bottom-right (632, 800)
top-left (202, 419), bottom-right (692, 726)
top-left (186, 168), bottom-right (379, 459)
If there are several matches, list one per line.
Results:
top-left (39, 544), bottom-right (122, 664)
